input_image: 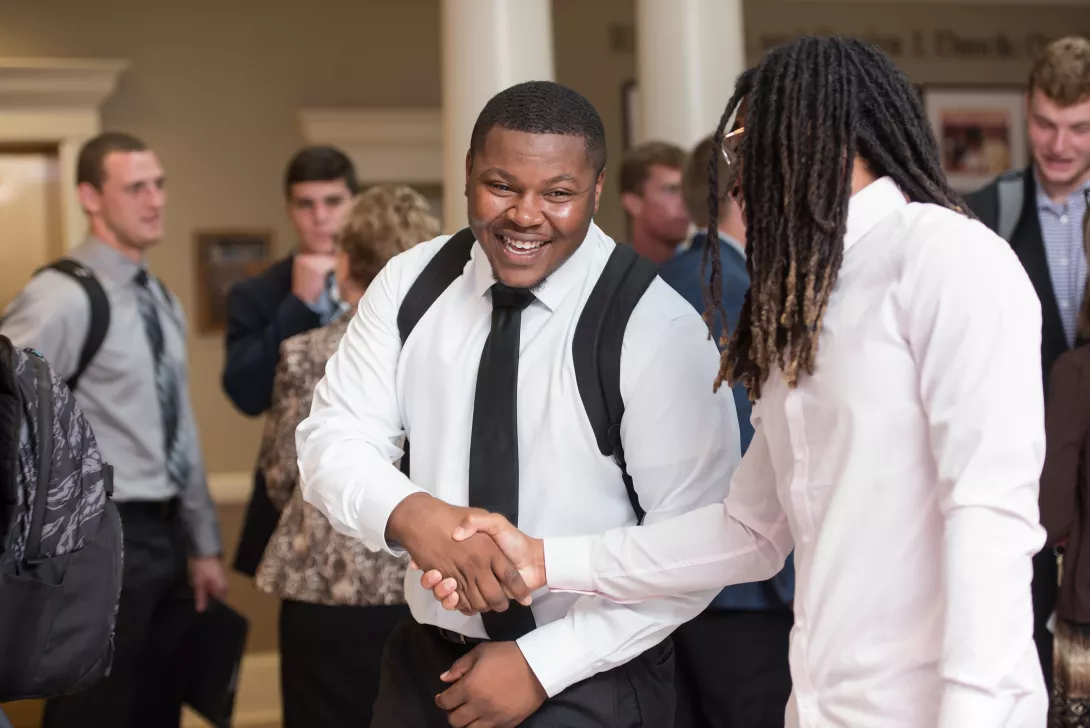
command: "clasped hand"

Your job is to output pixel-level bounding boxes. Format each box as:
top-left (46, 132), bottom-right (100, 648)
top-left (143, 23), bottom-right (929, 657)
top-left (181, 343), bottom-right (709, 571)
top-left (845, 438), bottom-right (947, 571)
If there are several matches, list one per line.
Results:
top-left (390, 495), bottom-right (550, 726)
top-left (389, 493), bottom-right (539, 613)
top-left (401, 501), bottom-right (546, 616)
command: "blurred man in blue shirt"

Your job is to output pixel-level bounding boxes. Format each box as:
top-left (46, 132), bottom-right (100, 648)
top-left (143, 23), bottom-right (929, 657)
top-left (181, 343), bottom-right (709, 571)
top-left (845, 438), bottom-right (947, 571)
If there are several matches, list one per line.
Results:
top-left (659, 130), bottom-right (795, 728)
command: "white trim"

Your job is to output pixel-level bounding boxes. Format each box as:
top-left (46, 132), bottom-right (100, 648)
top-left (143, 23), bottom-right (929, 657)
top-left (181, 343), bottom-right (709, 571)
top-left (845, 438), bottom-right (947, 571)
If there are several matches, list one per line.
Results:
top-left (298, 108), bottom-right (443, 185)
top-left (0, 58), bottom-right (129, 110)
top-left (207, 471), bottom-right (253, 505)
top-left (182, 651), bottom-right (281, 728)
top-left (0, 58), bottom-right (128, 250)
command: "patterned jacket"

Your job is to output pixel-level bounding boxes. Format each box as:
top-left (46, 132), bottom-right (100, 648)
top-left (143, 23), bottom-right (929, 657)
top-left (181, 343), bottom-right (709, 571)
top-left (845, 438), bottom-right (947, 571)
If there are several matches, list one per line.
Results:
top-left (255, 308), bottom-right (407, 606)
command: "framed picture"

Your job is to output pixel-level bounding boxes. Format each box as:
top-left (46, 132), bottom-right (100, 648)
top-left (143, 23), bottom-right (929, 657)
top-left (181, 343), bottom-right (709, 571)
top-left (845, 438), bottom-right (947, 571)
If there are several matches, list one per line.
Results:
top-left (194, 229), bottom-right (273, 335)
top-left (621, 80), bottom-right (640, 150)
top-left (923, 87), bottom-right (1027, 193)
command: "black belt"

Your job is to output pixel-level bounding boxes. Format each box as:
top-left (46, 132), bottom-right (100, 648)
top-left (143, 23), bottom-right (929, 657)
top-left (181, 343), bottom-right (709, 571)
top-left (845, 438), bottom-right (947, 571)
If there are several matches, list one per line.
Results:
top-left (115, 497), bottom-right (179, 519)
top-left (434, 626), bottom-right (489, 646)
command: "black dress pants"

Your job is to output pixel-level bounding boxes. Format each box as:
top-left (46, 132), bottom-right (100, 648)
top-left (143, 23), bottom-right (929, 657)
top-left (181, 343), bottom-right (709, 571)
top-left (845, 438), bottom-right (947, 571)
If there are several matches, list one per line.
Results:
top-left (673, 609), bottom-right (793, 728)
top-left (42, 501), bottom-right (194, 728)
top-left (371, 618), bottom-right (677, 727)
top-left (279, 600), bottom-right (411, 728)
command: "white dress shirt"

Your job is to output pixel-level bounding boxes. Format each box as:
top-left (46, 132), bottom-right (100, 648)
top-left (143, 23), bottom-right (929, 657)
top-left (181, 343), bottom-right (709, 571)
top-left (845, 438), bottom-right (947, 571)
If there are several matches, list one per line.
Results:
top-left (546, 179), bottom-right (1049, 727)
top-left (296, 223), bottom-right (739, 696)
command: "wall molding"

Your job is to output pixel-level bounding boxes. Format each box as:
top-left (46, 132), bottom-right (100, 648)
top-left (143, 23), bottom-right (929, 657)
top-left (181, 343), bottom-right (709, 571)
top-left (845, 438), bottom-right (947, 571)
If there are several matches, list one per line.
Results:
top-left (0, 57), bottom-right (128, 251)
top-left (0, 58), bottom-right (128, 110)
top-left (298, 108), bottom-right (443, 184)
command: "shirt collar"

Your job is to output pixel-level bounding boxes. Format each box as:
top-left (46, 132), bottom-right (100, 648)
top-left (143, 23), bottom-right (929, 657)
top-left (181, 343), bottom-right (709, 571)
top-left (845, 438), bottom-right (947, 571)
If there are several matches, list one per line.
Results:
top-left (843, 176), bottom-right (908, 253)
top-left (470, 222), bottom-right (603, 312)
top-left (1033, 167), bottom-right (1090, 210)
top-left (78, 235), bottom-right (144, 285)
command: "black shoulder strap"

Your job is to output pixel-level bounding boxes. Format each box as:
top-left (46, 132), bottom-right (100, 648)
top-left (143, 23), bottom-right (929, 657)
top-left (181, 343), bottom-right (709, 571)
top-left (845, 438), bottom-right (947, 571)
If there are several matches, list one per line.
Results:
top-left (573, 244), bottom-right (659, 524)
top-left (396, 228), bottom-right (476, 477)
top-left (39, 259), bottom-right (110, 392)
top-left (397, 228), bottom-right (476, 345)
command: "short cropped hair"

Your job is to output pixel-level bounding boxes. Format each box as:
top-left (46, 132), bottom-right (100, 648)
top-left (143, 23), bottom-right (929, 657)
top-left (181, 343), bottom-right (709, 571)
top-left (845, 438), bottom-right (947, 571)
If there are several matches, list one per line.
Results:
top-left (1029, 37), bottom-right (1090, 107)
top-left (469, 80), bottom-right (607, 174)
top-left (284, 146), bottom-right (360, 199)
top-left (620, 142), bottom-right (686, 196)
top-left (338, 185), bottom-right (440, 288)
top-left (77, 132), bottom-right (149, 190)
top-left (683, 136), bottom-right (730, 229)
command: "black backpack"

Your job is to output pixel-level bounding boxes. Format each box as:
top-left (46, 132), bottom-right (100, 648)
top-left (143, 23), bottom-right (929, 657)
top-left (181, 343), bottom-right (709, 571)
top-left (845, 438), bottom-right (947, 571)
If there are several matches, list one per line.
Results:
top-left (397, 228), bottom-right (659, 522)
top-left (34, 259), bottom-right (112, 392)
top-left (0, 336), bottom-right (123, 701)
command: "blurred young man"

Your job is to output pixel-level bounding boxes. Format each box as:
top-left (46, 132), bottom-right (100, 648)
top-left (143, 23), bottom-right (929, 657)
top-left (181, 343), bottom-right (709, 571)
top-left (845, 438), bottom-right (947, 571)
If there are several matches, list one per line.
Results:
top-left (620, 141), bottom-right (690, 264)
top-left (1, 132), bottom-right (227, 728)
top-left (222, 146), bottom-right (358, 576)
top-left (965, 37), bottom-right (1090, 687)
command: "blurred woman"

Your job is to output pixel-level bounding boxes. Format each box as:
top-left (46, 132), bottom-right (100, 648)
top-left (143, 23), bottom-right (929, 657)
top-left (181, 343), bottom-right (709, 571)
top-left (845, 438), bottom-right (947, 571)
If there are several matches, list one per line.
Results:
top-left (254, 185), bottom-right (440, 727)
top-left (1040, 212), bottom-right (1090, 727)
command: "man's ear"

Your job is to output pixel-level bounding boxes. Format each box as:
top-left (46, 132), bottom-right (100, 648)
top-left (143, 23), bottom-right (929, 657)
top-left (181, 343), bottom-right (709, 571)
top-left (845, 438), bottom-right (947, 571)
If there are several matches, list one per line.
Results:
top-left (620, 190), bottom-right (643, 219)
top-left (464, 149), bottom-right (473, 197)
top-left (77, 182), bottom-right (101, 217)
top-left (592, 169), bottom-right (606, 215)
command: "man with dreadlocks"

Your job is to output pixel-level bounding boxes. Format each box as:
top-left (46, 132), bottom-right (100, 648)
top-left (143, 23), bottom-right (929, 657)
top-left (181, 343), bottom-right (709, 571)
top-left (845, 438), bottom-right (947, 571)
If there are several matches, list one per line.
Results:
top-left (423, 36), bottom-right (1049, 727)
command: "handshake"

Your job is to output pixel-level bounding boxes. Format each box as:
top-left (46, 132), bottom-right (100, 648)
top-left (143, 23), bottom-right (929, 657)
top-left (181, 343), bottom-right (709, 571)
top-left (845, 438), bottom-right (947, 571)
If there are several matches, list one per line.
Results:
top-left (387, 492), bottom-right (547, 614)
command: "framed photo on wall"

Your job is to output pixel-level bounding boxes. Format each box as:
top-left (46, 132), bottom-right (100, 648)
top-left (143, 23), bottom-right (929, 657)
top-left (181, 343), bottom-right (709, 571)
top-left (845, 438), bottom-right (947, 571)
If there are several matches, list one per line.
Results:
top-left (621, 80), bottom-right (639, 150)
top-left (194, 229), bottom-right (273, 335)
top-left (922, 87), bottom-right (1027, 193)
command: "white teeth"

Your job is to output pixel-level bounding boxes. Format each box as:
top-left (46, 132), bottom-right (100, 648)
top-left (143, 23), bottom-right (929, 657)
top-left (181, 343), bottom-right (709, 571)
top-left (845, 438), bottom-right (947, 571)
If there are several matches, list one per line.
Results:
top-left (499, 234), bottom-right (545, 252)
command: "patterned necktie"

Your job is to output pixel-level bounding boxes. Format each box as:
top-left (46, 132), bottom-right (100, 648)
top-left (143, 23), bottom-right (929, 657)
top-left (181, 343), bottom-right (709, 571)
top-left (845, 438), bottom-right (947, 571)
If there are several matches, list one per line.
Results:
top-left (134, 270), bottom-right (190, 490)
top-left (468, 282), bottom-right (538, 641)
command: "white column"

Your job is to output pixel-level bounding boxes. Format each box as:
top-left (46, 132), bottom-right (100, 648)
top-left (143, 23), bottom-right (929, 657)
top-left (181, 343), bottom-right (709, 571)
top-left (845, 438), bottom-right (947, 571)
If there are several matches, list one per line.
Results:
top-left (635, 0), bottom-right (745, 150)
top-left (440, 0), bottom-right (555, 232)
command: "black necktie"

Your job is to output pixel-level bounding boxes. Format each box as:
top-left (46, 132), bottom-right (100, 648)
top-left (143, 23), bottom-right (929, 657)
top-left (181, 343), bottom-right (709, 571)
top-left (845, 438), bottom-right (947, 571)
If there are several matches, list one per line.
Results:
top-left (469, 282), bottom-right (537, 641)
top-left (134, 270), bottom-right (189, 490)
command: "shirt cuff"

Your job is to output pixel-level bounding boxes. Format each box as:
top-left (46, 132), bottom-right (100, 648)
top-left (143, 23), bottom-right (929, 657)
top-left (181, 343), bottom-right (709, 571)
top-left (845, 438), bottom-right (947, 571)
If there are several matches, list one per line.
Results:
top-left (543, 536), bottom-right (596, 593)
top-left (937, 683), bottom-right (1013, 728)
top-left (516, 617), bottom-right (596, 697)
top-left (367, 480), bottom-right (426, 556)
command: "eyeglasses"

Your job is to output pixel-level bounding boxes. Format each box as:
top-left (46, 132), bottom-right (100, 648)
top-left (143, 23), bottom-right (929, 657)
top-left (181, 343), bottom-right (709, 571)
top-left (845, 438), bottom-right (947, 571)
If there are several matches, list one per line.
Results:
top-left (720, 126), bottom-right (745, 192)
top-left (720, 126), bottom-right (744, 168)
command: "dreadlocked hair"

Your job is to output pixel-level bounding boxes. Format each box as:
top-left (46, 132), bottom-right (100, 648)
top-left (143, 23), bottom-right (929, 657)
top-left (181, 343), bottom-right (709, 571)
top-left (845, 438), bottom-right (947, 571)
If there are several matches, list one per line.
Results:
top-left (703, 36), bottom-right (972, 401)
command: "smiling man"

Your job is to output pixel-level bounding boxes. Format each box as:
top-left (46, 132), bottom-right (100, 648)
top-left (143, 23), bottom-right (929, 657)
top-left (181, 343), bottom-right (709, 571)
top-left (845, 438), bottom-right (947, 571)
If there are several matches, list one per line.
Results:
top-left (1, 132), bottom-right (226, 728)
top-left (295, 81), bottom-right (738, 727)
top-left (965, 36), bottom-right (1090, 689)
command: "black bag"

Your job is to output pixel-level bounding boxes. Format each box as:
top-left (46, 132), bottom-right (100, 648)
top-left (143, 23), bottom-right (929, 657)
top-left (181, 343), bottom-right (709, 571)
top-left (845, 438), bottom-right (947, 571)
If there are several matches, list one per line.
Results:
top-left (397, 228), bottom-right (659, 523)
top-left (0, 336), bottom-right (123, 701)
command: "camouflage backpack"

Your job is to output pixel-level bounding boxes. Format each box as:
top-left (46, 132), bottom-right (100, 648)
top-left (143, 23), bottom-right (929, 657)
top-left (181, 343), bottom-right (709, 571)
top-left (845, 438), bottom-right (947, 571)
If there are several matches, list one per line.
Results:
top-left (0, 335), bottom-right (123, 701)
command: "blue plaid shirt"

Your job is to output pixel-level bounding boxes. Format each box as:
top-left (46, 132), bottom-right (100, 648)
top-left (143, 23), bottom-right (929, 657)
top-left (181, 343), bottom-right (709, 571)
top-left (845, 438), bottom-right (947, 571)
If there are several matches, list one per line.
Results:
top-left (1037, 175), bottom-right (1090, 347)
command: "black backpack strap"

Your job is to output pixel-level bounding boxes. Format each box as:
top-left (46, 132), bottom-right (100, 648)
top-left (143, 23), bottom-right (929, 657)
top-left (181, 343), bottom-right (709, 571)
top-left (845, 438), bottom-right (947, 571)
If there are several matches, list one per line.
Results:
top-left (573, 244), bottom-right (659, 524)
top-left (39, 259), bottom-right (110, 392)
top-left (396, 228), bottom-right (476, 476)
top-left (397, 228), bottom-right (477, 344)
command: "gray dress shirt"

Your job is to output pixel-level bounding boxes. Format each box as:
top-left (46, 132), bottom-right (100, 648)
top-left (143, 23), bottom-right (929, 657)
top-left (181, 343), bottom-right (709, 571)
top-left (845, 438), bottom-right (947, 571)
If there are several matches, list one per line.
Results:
top-left (0, 237), bottom-right (221, 557)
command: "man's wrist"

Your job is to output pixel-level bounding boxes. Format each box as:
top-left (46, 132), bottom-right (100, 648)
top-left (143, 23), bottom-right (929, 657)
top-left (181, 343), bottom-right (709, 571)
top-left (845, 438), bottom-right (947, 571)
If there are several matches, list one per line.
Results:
top-left (385, 491), bottom-right (435, 546)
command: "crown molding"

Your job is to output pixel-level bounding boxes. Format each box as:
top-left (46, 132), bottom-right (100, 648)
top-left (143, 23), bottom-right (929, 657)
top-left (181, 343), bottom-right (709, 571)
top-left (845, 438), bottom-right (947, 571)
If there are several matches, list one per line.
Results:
top-left (298, 108), bottom-right (441, 146)
top-left (0, 57), bottom-right (129, 109)
top-left (298, 108), bottom-right (443, 184)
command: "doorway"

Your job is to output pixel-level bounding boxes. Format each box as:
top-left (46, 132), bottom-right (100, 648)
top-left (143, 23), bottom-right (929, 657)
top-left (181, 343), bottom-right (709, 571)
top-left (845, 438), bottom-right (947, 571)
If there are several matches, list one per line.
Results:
top-left (0, 144), bottom-right (63, 312)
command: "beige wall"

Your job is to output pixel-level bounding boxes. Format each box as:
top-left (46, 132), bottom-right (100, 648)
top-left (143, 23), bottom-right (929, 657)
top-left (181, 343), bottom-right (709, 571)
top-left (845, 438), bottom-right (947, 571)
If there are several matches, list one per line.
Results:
top-left (0, 0), bottom-right (444, 473)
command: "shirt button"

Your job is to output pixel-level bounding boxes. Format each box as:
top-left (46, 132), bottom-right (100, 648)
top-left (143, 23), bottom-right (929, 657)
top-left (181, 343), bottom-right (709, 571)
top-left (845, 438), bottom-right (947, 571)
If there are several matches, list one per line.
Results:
top-left (1061, 300), bottom-right (1072, 309)
top-left (1061, 215), bottom-right (1070, 224)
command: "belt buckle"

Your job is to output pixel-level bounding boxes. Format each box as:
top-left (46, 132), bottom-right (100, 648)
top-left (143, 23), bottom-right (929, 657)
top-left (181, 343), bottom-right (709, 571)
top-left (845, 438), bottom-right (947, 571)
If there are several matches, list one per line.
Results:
top-left (440, 628), bottom-right (468, 644)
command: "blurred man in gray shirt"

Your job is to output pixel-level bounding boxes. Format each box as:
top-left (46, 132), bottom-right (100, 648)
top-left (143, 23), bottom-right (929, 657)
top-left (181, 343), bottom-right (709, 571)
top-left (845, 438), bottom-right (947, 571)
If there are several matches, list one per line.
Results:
top-left (0, 132), bottom-right (227, 728)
